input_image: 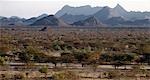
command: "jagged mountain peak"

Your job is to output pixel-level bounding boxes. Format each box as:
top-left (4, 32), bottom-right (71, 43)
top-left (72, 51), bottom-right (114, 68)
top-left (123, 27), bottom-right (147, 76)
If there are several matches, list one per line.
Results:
top-left (115, 4), bottom-right (122, 8)
top-left (63, 5), bottom-right (70, 7)
top-left (113, 4), bottom-right (128, 19)
top-left (113, 4), bottom-right (127, 12)
top-left (62, 5), bottom-right (72, 9)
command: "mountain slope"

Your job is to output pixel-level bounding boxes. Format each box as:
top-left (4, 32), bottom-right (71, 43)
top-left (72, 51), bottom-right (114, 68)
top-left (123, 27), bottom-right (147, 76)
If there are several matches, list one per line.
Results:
top-left (94, 6), bottom-right (112, 21)
top-left (72, 16), bottom-right (103, 26)
top-left (112, 4), bottom-right (128, 19)
top-left (105, 17), bottom-right (125, 26)
top-left (60, 14), bottom-right (89, 24)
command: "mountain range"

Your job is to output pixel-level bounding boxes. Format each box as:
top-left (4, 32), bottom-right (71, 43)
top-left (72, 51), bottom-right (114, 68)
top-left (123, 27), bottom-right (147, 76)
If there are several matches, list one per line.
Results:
top-left (0, 4), bottom-right (150, 27)
top-left (55, 5), bottom-right (102, 17)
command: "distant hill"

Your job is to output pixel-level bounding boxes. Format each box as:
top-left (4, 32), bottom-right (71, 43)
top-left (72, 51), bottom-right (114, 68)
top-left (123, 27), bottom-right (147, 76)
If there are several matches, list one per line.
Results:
top-left (30, 15), bottom-right (69, 27)
top-left (0, 14), bottom-right (48, 26)
top-left (0, 16), bottom-right (25, 26)
top-left (23, 14), bottom-right (48, 25)
top-left (128, 12), bottom-right (150, 20)
top-left (123, 19), bottom-right (150, 26)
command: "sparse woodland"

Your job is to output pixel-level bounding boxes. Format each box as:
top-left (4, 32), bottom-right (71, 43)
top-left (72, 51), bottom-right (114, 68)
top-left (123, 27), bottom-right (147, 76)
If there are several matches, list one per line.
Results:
top-left (0, 27), bottom-right (150, 80)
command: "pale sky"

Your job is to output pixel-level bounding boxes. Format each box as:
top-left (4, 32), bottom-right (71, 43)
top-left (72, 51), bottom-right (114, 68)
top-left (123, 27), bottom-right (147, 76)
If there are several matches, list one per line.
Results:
top-left (0, 0), bottom-right (150, 18)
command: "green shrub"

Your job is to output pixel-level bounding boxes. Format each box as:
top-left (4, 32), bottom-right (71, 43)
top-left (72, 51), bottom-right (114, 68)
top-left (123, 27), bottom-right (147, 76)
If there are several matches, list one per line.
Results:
top-left (39, 66), bottom-right (48, 79)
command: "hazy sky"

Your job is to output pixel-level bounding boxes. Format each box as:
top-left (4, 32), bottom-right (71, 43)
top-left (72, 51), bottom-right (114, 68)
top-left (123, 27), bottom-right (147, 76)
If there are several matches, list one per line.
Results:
top-left (0, 0), bottom-right (150, 18)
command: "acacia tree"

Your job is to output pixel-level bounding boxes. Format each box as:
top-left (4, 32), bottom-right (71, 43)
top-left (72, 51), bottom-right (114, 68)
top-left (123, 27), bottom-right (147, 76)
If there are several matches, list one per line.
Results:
top-left (73, 52), bottom-right (89, 67)
top-left (100, 53), bottom-right (112, 63)
top-left (60, 53), bottom-right (76, 67)
top-left (112, 54), bottom-right (125, 69)
top-left (111, 53), bottom-right (135, 69)
top-left (18, 51), bottom-right (33, 63)
top-left (18, 46), bottom-right (41, 71)
top-left (87, 52), bottom-right (101, 71)
top-left (48, 56), bottom-right (59, 67)
top-left (19, 46), bottom-right (47, 63)
top-left (122, 53), bottom-right (135, 69)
